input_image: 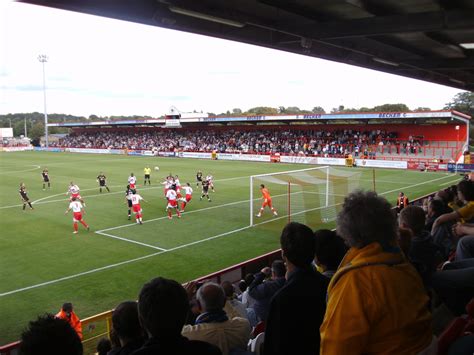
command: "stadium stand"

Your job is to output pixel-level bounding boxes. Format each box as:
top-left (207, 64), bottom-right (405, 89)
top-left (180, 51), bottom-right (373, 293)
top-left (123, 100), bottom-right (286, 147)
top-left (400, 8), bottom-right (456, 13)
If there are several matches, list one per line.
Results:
top-left (50, 122), bottom-right (465, 163)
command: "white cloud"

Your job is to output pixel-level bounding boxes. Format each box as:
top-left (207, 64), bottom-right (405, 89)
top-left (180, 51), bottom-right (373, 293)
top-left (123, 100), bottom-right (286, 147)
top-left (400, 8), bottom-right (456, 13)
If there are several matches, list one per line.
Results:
top-left (0, 1), bottom-right (461, 117)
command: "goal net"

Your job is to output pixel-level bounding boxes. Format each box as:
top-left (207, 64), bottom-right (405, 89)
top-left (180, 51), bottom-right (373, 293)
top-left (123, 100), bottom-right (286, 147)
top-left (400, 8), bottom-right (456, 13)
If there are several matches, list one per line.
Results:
top-left (249, 166), bottom-right (361, 228)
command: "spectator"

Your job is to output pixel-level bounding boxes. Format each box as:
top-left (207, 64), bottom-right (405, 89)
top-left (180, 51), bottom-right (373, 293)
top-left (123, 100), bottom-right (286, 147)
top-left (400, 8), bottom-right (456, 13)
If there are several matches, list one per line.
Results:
top-left (425, 198), bottom-right (448, 232)
top-left (453, 223), bottom-right (474, 260)
top-left (264, 222), bottom-right (329, 355)
top-left (399, 205), bottom-right (444, 285)
top-left (248, 260), bottom-right (286, 322)
top-left (96, 338), bottom-right (112, 355)
top-left (20, 314), bottom-right (83, 355)
top-left (108, 301), bottom-right (145, 355)
top-left (221, 281), bottom-right (248, 320)
top-left (133, 277), bottom-right (221, 355)
top-left (55, 302), bottom-right (82, 340)
top-left (320, 190), bottom-right (432, 354)
top-left (313, 229), bottom-right (348, 279)
top-left (239, 273), bottom-right (256, 309)
top-left (432, 259), bottom-right (474, 315)
top-left (182, 282), bottom-right (251, 355)
top-left (432, 180), bottom-right (474, 234)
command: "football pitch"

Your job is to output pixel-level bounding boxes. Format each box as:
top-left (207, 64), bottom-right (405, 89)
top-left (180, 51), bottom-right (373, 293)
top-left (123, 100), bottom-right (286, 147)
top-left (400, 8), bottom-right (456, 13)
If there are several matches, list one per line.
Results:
top-left (0, 152), bottom-right (462, 343)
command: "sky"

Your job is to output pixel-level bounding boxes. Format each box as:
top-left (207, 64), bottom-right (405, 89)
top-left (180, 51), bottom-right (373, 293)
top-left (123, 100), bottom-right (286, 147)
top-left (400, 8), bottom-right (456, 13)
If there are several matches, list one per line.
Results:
top-left (0, 0), bottom-right (463, 118)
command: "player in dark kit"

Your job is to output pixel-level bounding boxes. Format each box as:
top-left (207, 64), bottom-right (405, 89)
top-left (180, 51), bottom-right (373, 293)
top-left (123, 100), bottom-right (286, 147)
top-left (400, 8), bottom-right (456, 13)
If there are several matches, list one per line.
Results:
top-left (200, 180), bottom-right (211, 202)
top-left (19, 183), bottom-right (34, 210)
top-left (125, 185), bottom-right (134, 220)
top-left (97, 172), bottom-right (110, 193)
top-left (41, 168), bottom-right (50, 190)
top-left (196, 171), bottom-right (203, 187)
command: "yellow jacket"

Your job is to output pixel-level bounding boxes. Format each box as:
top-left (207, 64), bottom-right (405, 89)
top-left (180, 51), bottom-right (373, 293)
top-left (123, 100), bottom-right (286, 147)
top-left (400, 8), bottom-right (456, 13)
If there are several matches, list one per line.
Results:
top-left (320, 242), bottom-right (432, 355)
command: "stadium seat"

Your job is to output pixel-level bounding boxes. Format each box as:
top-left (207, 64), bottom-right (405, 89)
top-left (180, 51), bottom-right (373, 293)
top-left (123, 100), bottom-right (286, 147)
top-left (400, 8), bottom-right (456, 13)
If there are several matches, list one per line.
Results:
top-left (437, 298), bottom-right (474, 355)
top-left (248, 332), bottom-right (264, 355)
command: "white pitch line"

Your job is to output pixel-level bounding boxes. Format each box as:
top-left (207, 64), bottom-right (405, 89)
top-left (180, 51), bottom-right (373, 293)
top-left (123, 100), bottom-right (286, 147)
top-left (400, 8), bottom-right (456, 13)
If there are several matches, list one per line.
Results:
top-left (0, 165), bottom-right (41, 175)
top-left (95, 231), bottom-right (168, 251)
top-left (439, 179), bottom-right (462, 186)
top-left (0, 172), bottom-right (456, 297)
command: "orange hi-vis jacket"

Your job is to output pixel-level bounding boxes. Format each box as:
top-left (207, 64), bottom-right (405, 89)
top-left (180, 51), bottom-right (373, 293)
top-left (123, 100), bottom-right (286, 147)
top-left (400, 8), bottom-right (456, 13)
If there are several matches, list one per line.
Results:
top-left (56, 309), bottom-right (83, 340)
top-left (320, 242), bottom-right (432, 355)
top-left (397, 195), bottom-right (408, 208)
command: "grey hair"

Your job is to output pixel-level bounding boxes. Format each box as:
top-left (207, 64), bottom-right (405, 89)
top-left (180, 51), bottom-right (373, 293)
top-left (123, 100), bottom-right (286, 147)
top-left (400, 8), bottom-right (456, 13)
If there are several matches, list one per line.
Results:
top-left (336, 190), bottom-right (397, 248)
top-left (196, 282), bottom-right (226, 312)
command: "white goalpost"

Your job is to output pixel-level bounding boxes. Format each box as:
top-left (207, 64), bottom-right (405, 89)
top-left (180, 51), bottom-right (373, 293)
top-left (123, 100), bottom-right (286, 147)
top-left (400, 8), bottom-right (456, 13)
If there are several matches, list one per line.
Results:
top-left (249, 165), bottom-right (361, 227)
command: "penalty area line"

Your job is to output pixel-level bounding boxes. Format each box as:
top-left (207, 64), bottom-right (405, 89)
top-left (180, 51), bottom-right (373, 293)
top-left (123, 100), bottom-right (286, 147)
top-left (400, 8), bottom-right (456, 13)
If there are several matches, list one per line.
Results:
top-left (94, 231), bottom-right (168, 251)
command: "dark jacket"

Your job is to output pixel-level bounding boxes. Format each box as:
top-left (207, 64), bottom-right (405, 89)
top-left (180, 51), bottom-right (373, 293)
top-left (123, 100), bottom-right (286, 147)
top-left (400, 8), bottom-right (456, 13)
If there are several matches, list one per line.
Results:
top-left (108, 338), bottom-right (144, 355)
top-left (248, 272), bottom-right (285, 321)
top-left (131, 335), bottom-right (222, 355)
top-left (263, 267), bottom-right (329, 355)
top-left (409, 230), bottom-right (444, 285)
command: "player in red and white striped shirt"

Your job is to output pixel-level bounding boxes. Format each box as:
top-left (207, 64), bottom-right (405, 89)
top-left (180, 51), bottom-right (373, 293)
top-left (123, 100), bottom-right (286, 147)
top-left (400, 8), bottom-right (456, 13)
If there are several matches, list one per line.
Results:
top-left (65, 197), bottom-right (89, 234)
top-left (67, 182), bottom-right (85, 205)
top-left (130, 190), bottom-right (146, 224)
top-left (180, 183), bottom-right (193, 212)
top-left (128, 173), bottom-right (137, 190)
top-left (166, 187), bottom-right (181, 220)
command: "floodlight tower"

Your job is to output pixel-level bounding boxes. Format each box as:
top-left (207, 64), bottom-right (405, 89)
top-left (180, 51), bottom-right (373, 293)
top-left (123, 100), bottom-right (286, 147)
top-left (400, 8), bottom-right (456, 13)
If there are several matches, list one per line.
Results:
top-left (38, 54), bottom-right (49, 147)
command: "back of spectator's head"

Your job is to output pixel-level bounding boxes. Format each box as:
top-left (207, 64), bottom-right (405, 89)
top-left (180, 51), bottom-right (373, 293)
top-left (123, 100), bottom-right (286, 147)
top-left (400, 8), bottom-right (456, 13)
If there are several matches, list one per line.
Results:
top-left (313, 229), bottom-right (348, 270)
top-left (61, 302), bottom-right (73, 317)
top-left (399, 205), bottom-right (426, 236)
top-left (337, 190), bottom-right (397, 248)
top-left (20, 314), bottom-right (83, 355)
top-left (221, 281), bottom-right (234, 299)
top-left (271, 260), bottom-right (286, 277)
top-left (96, 338), bottom-right (112, 355)
top-left (244, 273), bottom-right (254, 286)
top-left (138, 277), bottom-right (189, 338)
top-left (112, 301), bottom-right (142, 341)
top-left (429, 198), bottom-right (446, 217)
top-left (196, 282), bottom-right (226, 312)
top-left (457, 180), bottom-right (474, 202)
top-left (280, 222), bottom-right (316, 268)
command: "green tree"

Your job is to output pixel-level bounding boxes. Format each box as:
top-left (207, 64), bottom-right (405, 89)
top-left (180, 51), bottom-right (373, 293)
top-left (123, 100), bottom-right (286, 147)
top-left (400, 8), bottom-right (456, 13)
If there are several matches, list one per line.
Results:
top-left (413, 107), bottom-right (431, 112)
top-left (232, 108), bottom-right (242, 115)
top-left (444, 91), bottom-right (474, 116)
top-left (245, 107), bottom-right (278, 115)
top-left (311, 106), bottom-right (325, 114)
top-left (372, 103), bottom-right (410, 112)
top-left (30, 122), bottom-right (45, 141)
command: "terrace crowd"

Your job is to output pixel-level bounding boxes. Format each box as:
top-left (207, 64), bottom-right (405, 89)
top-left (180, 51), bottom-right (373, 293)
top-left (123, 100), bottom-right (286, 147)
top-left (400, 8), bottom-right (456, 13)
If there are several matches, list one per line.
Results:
top-left (49, 128), bottom-right (431, 158)
top-left (18, 176), bottom-right (474, 355)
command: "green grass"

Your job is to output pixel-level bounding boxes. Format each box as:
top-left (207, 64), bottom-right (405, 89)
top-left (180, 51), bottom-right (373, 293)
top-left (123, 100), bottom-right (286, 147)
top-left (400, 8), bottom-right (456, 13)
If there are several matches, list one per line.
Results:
top-left (0, 151), bottom-right (462, 345)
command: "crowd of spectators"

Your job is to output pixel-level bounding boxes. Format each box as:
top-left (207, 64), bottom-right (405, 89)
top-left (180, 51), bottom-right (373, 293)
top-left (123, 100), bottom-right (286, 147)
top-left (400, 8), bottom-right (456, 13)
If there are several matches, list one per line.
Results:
top-left (51, 128), bottom-right (420, 157)
top-left (17, 177), bottom-right (474, 355)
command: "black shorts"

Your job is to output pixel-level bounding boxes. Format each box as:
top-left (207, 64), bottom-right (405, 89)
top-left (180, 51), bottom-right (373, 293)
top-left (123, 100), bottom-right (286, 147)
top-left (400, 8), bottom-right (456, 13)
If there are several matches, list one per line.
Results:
top-left (202, 187), bottom-right (209, 193)
top-left (127, 200), bottom-right (133, 208)
top-left (197, 177), bottom-right (202, 182)
top-left (99, 181), bottom-right (106, 187)
top-left (43, 177), bottom-right (49, 182)
top-left (145, 174), bottom-right (150, 179)
top-left (21, 195), bottom-right (29, 202)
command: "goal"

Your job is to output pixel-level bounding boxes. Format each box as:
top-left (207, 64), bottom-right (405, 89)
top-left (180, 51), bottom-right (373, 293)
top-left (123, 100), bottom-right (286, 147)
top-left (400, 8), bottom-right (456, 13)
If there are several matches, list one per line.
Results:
top-left (249, 166), bottom-right (361, 227)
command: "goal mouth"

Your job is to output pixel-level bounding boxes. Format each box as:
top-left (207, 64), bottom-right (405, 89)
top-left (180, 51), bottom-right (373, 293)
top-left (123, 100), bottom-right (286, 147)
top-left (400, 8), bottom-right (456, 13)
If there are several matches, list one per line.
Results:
top-left (250, 166), bottom-right (361, 229)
